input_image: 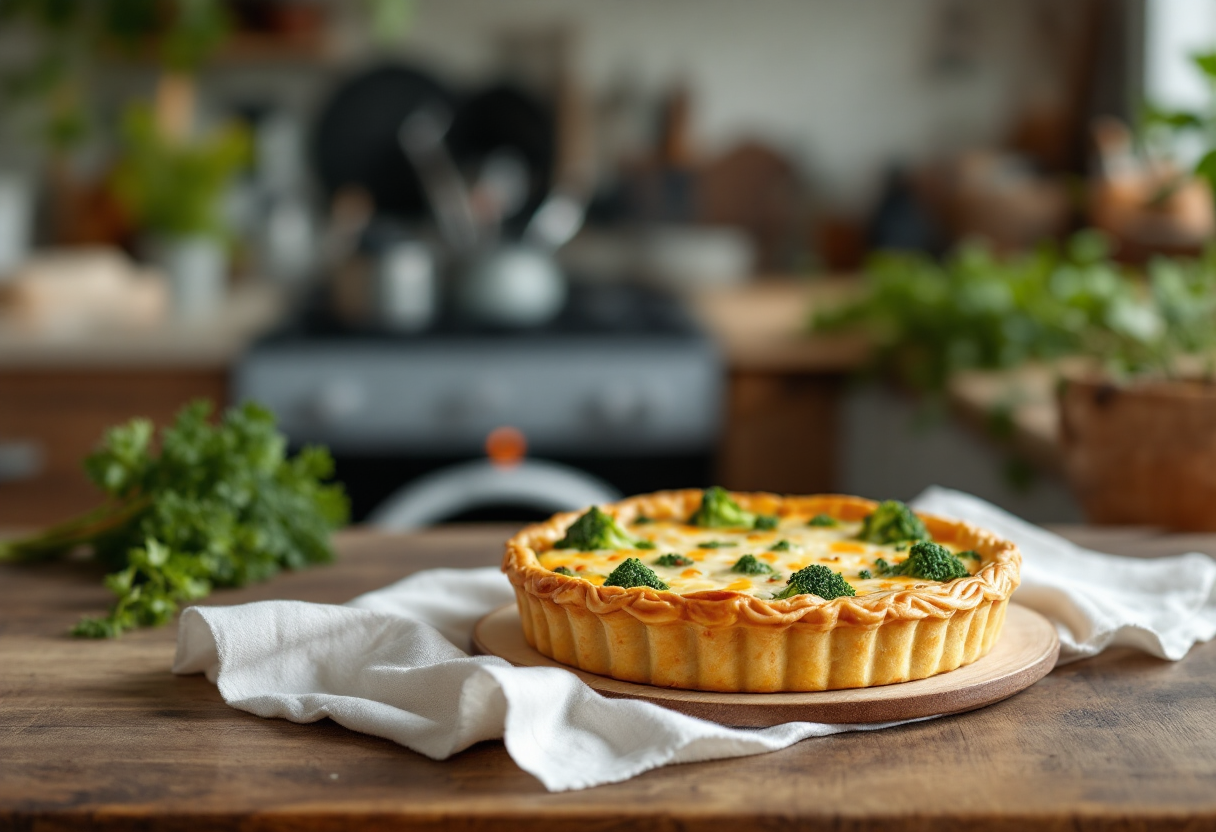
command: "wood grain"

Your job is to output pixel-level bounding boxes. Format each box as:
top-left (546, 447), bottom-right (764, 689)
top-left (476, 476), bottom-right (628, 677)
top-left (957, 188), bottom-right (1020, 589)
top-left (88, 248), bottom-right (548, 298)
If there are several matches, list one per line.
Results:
top-left (472, 603), bottom-right (1059, 725)
top-left (2, 525), bottom-right (1216, 831)
top-left (0, 368), bottom-right (228, 526)
top-left (716, 371), bottom-right (844, 493)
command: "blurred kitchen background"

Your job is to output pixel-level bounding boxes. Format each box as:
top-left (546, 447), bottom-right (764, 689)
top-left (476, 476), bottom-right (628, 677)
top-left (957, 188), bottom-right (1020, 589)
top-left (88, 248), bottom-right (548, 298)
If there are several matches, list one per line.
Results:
top-left (3, 0), bottom-right (1215, 529)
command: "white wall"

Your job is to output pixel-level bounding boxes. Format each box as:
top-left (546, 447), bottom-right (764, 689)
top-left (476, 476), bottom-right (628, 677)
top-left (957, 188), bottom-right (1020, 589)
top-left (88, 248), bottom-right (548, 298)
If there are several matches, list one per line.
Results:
top-left (0, 0), bottom-right (1065, 211)
top-left (1145, 0), bottom-right (1216, 110)
top-left (1144, 0), bottom-right (1216, 164)
top-left (381, 0), bottom-right (1043, 210)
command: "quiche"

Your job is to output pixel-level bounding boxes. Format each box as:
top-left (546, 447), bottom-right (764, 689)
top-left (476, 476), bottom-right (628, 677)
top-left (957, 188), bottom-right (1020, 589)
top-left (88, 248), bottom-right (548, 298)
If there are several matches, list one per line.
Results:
top-left (501, 489), bottom-right (1022, 692)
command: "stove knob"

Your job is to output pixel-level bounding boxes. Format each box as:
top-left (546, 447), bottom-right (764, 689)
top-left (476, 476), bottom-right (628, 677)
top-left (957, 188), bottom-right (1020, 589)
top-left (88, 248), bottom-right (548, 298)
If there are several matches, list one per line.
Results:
top-left (586, 388), bottom-right (650, 428)
top-left (308, 381), bottom-right (365, 425)
top-left (441, 382), bottom-right (509, 423)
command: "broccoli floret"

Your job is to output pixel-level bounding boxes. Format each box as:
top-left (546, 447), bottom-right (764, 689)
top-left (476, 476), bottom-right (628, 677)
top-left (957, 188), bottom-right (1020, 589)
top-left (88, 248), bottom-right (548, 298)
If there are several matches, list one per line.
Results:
top-left (654, 553), bottom-right (694, 567)
top-left (689, 486), bottom-right (757, 529)
top-left (874, 541), bottom-right (969, 582)
top-left (754, 515), bottom-right (779, 530)
top-left (697, 540), bottom-right (737, 549)
top-left (957, 549), bottom-right (982, 561)
top-left (769, 539), bottom-right (791, 552)
top-left (772, 564), bottom-right (856, 600)
top-left (552, 565), bottom-right (575, 576)
top-left (634, 515), bottom-right (654, 524)
top-left (899, 541), bottom-right (970, 581)
top-left (635, 540), bottom-right (656, 550)
top-left (857, 500), bottom-right (929, 544)
top-left (858, 569), bottom-right (872, 579)
top-left (604, 557), bottom-right (669, 590)
top-left (731, 554), bottom-right (776, 575)
top-left (554, 506), bottom-right (643, 551)
top-left (808, 514), bottom-right (838, 527)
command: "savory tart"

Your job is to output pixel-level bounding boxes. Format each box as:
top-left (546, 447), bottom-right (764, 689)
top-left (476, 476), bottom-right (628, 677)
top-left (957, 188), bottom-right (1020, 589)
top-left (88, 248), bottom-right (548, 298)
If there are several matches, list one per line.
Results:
top-left (501, 489), bottom-right (1022, 692)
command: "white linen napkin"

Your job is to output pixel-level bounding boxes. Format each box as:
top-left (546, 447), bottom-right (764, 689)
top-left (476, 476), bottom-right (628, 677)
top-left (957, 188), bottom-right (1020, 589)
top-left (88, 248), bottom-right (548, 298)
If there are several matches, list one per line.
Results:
top-left (911, 486), bottom-right (1216, 662)
top-left (173, 489), bottom-right (1216, 791)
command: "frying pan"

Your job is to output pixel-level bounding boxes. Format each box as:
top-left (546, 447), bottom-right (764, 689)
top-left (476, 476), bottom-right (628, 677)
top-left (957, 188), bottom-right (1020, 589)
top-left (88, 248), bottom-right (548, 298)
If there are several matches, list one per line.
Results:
top-left (312, 64), bottom-right (455, 219)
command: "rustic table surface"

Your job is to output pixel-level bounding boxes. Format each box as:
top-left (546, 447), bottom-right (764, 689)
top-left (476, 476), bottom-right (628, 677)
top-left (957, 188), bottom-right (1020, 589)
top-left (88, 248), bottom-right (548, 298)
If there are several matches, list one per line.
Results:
top-left (3, 524), bottom-right (1215, 831)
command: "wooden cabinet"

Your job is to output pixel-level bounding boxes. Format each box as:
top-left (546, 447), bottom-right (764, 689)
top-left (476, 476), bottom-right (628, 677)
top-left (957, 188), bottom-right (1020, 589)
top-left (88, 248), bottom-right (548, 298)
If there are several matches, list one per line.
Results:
top-left (0, 369), bottom-right (227, 526)
top-left (717, 371), bottom-right (845, 493)
top-left (691, 280), bottom-right (867, 495)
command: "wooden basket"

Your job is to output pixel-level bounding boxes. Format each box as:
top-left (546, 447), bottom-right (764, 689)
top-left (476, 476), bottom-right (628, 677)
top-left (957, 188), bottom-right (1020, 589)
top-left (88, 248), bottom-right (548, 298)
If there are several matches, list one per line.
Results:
top-left (1059, 376), bottom-right (1216, 530)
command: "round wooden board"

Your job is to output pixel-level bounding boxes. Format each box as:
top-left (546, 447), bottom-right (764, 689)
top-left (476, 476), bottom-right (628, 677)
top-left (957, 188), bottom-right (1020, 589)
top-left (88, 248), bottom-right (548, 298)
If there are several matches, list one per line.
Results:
top-left (473, 603), bottom-right (1060, 726)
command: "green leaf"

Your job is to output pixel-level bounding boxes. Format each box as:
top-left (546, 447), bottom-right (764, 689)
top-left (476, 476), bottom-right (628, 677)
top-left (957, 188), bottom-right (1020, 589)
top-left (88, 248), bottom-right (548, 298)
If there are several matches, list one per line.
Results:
top-left (1195, 150), bottom-right (1216, 186)
top-left (46, 398), bottom-right (349, 638)
top-left (1194, 52), bottom-right (1216, 79)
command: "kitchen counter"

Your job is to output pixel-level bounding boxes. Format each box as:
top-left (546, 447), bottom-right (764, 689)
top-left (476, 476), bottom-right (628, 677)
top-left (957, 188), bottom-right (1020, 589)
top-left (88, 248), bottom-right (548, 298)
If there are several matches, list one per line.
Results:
top-left (0, 282), bottom-right (284, 369)
top-left (688, 277), bottom-right (869, 373)
top-left (3, 524), bottom-right (1215, 831)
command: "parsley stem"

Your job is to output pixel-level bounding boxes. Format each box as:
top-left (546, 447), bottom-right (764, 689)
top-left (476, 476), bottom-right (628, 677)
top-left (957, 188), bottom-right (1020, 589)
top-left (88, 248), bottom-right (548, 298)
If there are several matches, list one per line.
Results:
top-left (0, 497), bottom-right (151, 563)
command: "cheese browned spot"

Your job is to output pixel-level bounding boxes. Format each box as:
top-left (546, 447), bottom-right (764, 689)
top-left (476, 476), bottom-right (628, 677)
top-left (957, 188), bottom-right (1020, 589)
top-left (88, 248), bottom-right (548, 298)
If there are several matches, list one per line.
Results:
top-left (537, 516), bottom-right (981, 598)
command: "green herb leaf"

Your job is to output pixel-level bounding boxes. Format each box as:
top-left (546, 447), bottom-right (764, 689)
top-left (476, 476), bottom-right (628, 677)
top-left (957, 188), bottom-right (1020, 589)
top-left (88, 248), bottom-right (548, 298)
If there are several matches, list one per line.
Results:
top-left (1, 400), bottom-right (348, 637)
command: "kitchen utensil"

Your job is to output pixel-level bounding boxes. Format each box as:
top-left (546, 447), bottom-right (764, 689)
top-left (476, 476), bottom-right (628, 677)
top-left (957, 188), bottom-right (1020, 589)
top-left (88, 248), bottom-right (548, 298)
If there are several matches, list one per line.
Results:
top-left (469, 147), bottom-right (530, 243)
top-left (446, 84), bottom-right (556, 237)
top-left (397, 104), bottom-right (479, 252)
top-left (456, 244), bottom-right (566, 327)
top-left (375, 240), bottom-right (436, 332)
top-left (0, 172), bottom-right (33, 278)
top-left (523, 188), bottom-right (586, 250)
top-left (313, 64), bottom-right (455, 220)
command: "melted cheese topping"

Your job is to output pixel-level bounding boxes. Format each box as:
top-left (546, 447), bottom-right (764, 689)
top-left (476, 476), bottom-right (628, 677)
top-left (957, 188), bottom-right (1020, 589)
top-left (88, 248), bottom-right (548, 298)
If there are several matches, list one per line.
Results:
top-left (537, 516), bottom-right (980, 598)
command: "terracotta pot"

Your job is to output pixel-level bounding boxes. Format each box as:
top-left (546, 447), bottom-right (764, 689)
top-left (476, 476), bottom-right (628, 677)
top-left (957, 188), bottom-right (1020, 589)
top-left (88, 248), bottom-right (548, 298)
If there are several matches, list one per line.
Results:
top-left (1059, 375), bottom-right (1216, 529)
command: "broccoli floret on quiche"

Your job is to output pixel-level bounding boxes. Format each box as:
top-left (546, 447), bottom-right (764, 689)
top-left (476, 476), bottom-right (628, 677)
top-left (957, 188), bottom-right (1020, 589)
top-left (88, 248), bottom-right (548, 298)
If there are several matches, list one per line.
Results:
top-left (654, 553), bottom-right (694, 568)
top-left (604, 557), bottom-right (669, 591)
top-left (857, 500), bottom-right (929, 545)
top-left (772, 564), bottom-right (856, 600)
top-left (754, 514), bottom-right (780, 530)
top-left (689, 486), bottom-right (757, 529)
top-left (552, 565), bottom-right (575, 576)
top-left (957, 549), bottom-right (982, 562)
top-left (769, 539), bottom-right (792, 552)
top-left (554, 506), bottom-right (643, 551)
top-left (858, 569), bottom-right (872, 580)
top-left (807, 514), bottom-right (838, 527)
top-left (731, 554), bottom-right (776, 575)
top-left (875, 541), bottom-right (969, 582)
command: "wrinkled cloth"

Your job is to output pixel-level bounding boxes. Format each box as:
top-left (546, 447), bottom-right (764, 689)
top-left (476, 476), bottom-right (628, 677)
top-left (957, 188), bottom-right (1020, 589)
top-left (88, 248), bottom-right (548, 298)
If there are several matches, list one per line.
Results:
top-left (912, 487), bottom-right (1216, 662)
top-left (174, 489), bottom-right (1216, 790)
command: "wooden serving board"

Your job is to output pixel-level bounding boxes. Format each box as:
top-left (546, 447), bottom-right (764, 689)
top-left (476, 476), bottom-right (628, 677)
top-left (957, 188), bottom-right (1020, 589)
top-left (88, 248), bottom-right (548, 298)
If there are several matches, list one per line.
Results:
top-left (473, 603), bottom-right (1060, 725)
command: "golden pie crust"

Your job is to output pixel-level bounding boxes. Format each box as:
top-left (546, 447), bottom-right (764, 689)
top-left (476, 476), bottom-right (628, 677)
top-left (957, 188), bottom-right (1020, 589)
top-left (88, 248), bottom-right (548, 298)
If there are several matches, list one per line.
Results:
top-left (501, 490), bottom-right (1022, 692)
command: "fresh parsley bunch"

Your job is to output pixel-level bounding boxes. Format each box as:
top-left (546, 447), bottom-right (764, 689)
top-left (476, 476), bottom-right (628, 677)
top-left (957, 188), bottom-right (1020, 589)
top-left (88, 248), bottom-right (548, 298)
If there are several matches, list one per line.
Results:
top-left (0, 400), bottom-right (348, 637)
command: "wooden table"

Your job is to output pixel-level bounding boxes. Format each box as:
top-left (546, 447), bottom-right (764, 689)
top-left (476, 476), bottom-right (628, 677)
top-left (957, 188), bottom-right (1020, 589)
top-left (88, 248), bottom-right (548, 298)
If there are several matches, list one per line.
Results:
top-left (3, 525), bottom-right (1216, 831)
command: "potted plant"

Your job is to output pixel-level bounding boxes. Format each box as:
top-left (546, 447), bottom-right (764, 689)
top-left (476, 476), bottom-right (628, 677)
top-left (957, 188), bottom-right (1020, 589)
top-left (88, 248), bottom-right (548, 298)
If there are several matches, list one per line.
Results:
top-left (1057, 250), bottom-right (1216, 529)
top-left (814, 231), bottom-right (1216, 530)
top-left (111, 92), bottom-right (247, 319)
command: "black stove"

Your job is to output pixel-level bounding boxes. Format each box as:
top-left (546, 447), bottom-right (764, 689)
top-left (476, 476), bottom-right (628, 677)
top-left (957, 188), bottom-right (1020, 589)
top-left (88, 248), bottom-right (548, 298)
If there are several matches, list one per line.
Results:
top-left (236, 283), bottom-right (723, 521)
